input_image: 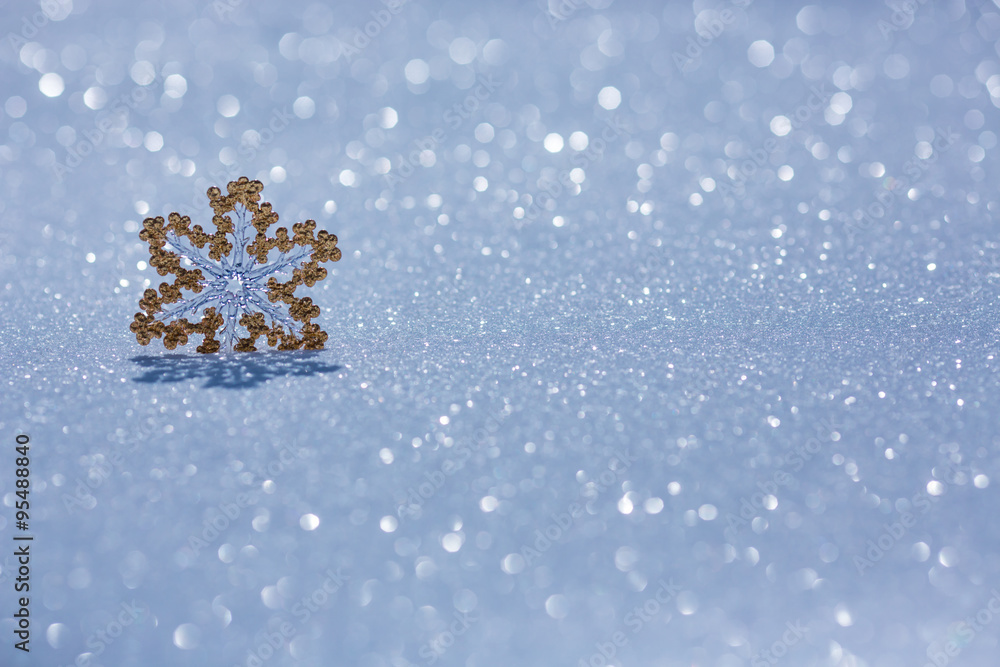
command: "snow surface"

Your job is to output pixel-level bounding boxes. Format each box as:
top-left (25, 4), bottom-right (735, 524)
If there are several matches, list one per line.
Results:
top-left (1, 0), bottom-right (1000, 666)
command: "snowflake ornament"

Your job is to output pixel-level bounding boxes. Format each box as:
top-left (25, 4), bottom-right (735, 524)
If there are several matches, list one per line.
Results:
top-left (131, 177), bottom-right (341, 353)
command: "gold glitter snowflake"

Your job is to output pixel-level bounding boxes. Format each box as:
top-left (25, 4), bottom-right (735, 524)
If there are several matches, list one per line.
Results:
top-left (130, 177), bottom-right (341, 353)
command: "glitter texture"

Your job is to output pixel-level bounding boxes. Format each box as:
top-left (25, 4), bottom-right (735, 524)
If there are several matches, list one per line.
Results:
top-left (1, 1), bottom-right (999, 666)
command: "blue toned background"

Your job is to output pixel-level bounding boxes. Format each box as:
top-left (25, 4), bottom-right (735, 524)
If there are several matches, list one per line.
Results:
top-left (1, 0), bottom-right (999, 665)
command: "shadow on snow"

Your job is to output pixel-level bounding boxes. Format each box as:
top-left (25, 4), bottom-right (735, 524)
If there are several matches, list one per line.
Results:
top-left (130, 351), bottom-right (342, 389)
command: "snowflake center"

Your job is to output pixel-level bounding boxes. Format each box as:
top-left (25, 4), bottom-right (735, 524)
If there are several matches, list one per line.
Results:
top-left (223, 272), bottom-right (247, 297)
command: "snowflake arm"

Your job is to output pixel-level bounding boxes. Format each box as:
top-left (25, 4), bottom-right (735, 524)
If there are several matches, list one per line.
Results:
top-left (130, 177), bottom-right (342, 353)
